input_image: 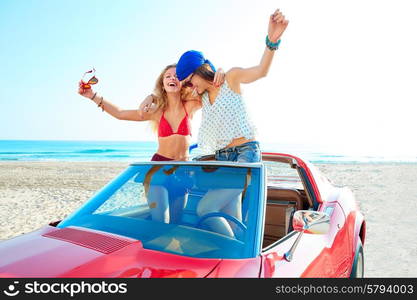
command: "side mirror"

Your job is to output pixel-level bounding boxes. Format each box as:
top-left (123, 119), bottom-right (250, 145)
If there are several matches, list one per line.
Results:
top-left (292, 210), bottom-right (330, 235)
top-left (284, 210), bottom-right (330, 262)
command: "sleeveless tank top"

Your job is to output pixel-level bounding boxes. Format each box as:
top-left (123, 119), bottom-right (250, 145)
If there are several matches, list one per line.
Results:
top-left (198, 80), bottom-right (256, 153)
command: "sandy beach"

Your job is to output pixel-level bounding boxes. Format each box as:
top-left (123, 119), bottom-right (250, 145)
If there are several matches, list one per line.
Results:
top-left (0, 161), bottom-right (416, 277)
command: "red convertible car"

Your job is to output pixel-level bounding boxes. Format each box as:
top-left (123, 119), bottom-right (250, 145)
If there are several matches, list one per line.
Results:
top-left (0, 153), bottom-right (365, 278)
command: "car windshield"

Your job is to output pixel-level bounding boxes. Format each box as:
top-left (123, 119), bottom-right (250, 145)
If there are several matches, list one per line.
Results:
top-left (58, 163), bottom-right (262, 259)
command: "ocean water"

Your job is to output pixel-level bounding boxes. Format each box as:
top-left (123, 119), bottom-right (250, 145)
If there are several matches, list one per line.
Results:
top-left (0, 140), bottom-right (415, 163)
top-left (0, 140), bottom-right (157, 162)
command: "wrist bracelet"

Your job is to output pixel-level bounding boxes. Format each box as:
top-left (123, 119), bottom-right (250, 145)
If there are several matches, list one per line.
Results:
top-left (97, 97), bottom-right (104, 112)
top-left (90, 92), bottom-right (97, 101)
top-left (266, 35), bottom-right (281, 51)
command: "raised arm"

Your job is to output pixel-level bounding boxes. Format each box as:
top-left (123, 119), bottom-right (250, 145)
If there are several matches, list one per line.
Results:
top-left (78, 82), bottom-right (155, 121)
top-left (227, 9), bottom-right (289, 86)
top-left (139, 90), bottom-right (202, 118)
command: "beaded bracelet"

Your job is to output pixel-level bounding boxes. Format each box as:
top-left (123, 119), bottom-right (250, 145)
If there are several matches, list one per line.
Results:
top-left (266, 35), bottom-right (281, 51)
top-left (97, 97), bottom-right (104, 112)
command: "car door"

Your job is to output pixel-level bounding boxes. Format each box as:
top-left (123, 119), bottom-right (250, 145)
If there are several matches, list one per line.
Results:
top-left (302, 161), bottom-right (352, 277)
top-left (260, 229), bottom-right (334, 277)
top-left (259, 160), bottom-right (347, 277)
top-left (301, 160), bottom-right (352, 276)
top-left (318, 201), bottom-right (352, 277)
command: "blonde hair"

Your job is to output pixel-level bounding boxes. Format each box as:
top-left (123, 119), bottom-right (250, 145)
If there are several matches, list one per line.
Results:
top-left (152, 64), bottom-right (177, 112)
top-left (148, 64), bottom-right (174, 132)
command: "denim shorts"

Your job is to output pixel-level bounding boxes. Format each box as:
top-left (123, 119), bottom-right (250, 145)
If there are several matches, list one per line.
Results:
top-left (215, 141), bottom-right (261, 163)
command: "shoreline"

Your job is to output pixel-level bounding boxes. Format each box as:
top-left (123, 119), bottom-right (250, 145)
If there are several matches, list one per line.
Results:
top-left (1, 161), bottom-right (416, 277)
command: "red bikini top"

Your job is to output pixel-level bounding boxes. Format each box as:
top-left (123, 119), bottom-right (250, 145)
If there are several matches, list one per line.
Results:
top-left (158, 103), bottom-right (191, 137)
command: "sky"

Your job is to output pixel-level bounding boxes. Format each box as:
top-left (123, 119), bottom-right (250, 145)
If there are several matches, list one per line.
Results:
top-left (1, 0), bottom-right (416, 157)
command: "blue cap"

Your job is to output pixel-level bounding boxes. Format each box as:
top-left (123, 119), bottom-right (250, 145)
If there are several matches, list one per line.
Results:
top-left (176, 50), bottom-right (216, 81)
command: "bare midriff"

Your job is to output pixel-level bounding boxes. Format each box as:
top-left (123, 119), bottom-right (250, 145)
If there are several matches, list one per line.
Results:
top-left (156, 135), bottom-right (191, 161)
top-left (225, 137), bottom-right (256, 149)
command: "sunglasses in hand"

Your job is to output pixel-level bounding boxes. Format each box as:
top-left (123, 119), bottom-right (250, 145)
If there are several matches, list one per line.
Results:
top-left (80, 68), bottom-right (98, 89)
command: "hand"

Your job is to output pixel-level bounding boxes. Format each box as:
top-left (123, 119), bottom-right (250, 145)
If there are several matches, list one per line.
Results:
top-left (213, 68), bottom-right (225, 87)
top-left (139, 94), bottom-right (157, 113)
top-left (268, 9), bottom-right (289, 43)
top-left (78, 81), bottom-right (95, 99)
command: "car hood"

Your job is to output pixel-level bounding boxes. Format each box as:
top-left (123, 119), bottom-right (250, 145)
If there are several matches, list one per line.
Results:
top-left (0, 226), bottom-right (221, 278)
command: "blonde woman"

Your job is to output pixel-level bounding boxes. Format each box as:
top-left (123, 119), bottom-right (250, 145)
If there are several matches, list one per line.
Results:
top-left (78, 64), bottom-right (224, 223)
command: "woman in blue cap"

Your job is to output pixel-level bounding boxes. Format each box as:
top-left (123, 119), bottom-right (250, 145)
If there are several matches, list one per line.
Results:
top-left (176, 8), bottom-right (289, 163)
top-left (176, 9), bottom-right (289, 238)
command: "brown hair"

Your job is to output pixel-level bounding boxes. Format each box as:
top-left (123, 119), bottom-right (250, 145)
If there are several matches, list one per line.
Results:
top-left (193, 63), bottom-right (215, 82)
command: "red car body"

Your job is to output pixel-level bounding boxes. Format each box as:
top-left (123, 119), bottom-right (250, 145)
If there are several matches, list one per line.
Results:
top-left (0, 153), bottom-right (366, 278)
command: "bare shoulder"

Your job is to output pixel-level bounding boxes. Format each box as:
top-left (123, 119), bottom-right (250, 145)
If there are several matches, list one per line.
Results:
top-left (149, 108), bottom-right (163, 121)
top-left (226, 67), bottom-right (243, 77)
top-left (225, 69), bottom-right (242, 94)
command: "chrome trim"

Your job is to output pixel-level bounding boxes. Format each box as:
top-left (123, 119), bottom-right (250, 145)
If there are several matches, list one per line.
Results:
top-left (254, 163), bottom-right (267, 255)
top-left (261, 230), bottom-right (298, 253)
top-left (284, 211), bottom-right (330, 261)
top-left (284, 231), bottom-right (304, 262)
